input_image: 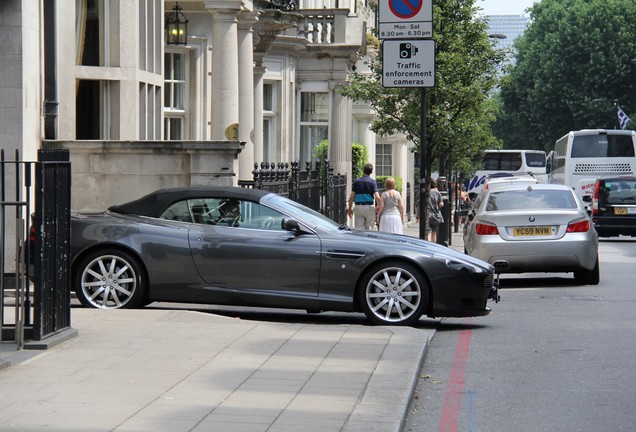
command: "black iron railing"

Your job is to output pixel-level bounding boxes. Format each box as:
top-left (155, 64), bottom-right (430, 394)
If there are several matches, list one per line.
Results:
top-left (239, 161), bottom-right (347, 225)
top-left (1, 149), bottom-right (73, 348)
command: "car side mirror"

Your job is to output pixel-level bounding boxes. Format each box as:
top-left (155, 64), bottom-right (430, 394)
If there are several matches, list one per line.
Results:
top-left (282, 218), bottom-right (304, 234)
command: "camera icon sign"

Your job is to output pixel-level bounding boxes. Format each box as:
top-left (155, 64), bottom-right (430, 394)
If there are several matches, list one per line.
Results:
top-left (399, 43), bottom-right (419, 59)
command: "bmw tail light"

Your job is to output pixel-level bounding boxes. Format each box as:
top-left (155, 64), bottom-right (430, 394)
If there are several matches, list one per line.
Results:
top-left (475, 222), bottom-right (499, 235)
top-left (567, 218), bottom-right (590, 233)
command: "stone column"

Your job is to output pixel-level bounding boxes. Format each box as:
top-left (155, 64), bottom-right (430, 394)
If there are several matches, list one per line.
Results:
top-left (207, 4), bottom-right (241, 142)
top-left (395, 138), bottom-right (408, 197)
top-left (357, 114), bottom-right (376, 171)
top-left (328, 81), bottom-right (353, 184)
top-left (253, 62), bottom-right (266, 164)
top-left (237, 12), bottom-right (258, 181)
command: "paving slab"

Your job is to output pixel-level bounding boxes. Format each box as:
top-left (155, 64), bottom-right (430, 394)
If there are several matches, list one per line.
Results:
top-left (0, 308), bottom-right (435, 431)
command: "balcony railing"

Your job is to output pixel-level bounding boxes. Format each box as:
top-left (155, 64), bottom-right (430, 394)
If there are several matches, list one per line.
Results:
top-left (296, 8), bottom-right (360, 45)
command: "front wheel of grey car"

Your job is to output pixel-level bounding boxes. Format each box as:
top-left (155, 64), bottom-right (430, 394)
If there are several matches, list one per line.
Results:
top-left (75, 249), bottom-right (147, 309)
top-left (574, 257), bottom-right (600, 285)
top-left (359, 261), bottom-right (428, 326)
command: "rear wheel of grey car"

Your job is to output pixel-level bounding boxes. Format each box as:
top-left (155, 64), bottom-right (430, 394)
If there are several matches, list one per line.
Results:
top-left (75, 249), bottom-right (147, 309)
top-left (359, 261), bottom-right (427, 326)
top-left (574, 257), bottom-right (600, 286)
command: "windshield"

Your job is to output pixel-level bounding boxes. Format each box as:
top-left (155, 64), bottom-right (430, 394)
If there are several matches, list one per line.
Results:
top-left (486, 189), bottom-right (577, 211)
top-left (571, 134), bottom-right (635, 158)
top-left (265, 194), bottom-right (342, 231)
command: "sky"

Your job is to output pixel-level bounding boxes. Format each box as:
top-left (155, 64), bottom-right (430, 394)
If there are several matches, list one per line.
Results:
top-left (477, 0), bottom-right (539, 16)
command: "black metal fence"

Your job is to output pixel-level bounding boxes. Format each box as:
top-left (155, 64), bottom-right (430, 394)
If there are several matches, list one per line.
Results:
top-left (1, 149), bottom-right (72, 348)
top-left (239, 161), bottom-right (348, 225)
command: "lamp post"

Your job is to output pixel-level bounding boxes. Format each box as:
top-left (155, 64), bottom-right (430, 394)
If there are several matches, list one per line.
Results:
top-left (165, 3), bottom-right (188, 45)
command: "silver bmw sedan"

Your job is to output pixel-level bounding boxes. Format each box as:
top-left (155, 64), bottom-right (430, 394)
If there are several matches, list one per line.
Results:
top-left (463, 183), bottom-right (599, 285)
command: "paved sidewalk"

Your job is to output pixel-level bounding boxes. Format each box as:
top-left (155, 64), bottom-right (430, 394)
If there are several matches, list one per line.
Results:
top-left (0, 309), bottom-right (434, 431)
top-left (0, 222), bottom-right (464, 431)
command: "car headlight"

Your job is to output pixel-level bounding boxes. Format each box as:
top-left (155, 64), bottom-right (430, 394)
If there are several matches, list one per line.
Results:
top-left (433, 253), bottom-right (485, 273)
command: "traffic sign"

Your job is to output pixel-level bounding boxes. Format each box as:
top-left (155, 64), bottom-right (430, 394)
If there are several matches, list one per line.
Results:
top-left (389, 0), bottom-right (422, 19)
top-left (378, 0), bottom-right (432, 40)
top-left (382, 40), bottom-right (435, 88)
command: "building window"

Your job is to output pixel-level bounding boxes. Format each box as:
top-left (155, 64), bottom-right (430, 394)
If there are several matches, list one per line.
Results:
top-left (299, 92), bottom-right (329, 163)
top-left (76, 80), bottom-right (110, 139)
top-left (76, 0), bottom-right (107, 66)
top-left (164, 51), bottom-right (188, 140)
top-left (376, 143), bottom-right (392, 176)
top-left (263, 82), bottom-right (279, 162)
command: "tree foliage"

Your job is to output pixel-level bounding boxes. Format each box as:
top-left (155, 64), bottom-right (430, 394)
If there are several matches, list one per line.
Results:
top-left (340, 0), bottom-right (505, 178)
top-left (313, 140), bottom-right (367, 180)
top-left (496, 0), bottom-right (636, 151)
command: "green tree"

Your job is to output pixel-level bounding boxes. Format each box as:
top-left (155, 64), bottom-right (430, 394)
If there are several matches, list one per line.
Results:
top-left (351, 143), bottom-right (368, 179)
top-left (496, 0), bottom-right (636, 151)
top-left (313, 140), bottom-right (367, 180)
top-left (340, 0), bottom-right (505, 181)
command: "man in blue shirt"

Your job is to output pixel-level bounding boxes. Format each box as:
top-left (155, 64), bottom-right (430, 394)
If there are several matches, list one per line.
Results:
top-left (347, 163), bottom-right (382, 230)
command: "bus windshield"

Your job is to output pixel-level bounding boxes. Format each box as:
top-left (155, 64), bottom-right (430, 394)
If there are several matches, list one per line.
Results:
top-left (571, 135), bottom-right (636, 158)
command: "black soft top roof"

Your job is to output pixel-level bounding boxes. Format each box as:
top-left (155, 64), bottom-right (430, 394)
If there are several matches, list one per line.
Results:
top-left (109, 186), bottom-right (271, 217)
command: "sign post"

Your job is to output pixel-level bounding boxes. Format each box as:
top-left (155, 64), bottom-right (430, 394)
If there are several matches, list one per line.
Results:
top-left (378, 0), bottom-right (434, 239)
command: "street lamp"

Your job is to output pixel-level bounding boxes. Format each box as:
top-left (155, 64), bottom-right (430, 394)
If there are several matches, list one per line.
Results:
top-left (488, 33), bottom-right (507, 40)
top-left (165, 3), bottom-right (188, 45)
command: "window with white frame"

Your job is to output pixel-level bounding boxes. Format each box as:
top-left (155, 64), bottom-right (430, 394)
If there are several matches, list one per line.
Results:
top-left (263, 82), bottom-right (279, 162)
top-left (376, 143), bottom-right (393, 176)
top-left (164, 51), bottom-right (188, 140)
top-left (299, 91), bottom-right (329, 163)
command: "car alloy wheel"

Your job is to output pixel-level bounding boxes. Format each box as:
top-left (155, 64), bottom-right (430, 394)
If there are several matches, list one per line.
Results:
top-left (75, 249), bottom-right (146, 309)
top-left (360, 261), bottom-right (427, 325)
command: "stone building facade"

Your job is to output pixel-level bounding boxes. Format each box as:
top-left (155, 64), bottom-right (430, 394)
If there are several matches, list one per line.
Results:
top-left (1, 0), bottom-right (414, 265)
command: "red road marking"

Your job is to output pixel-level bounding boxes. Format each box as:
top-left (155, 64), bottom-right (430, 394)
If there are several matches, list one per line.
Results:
top-left (439, 329), bottom-right (472, 432)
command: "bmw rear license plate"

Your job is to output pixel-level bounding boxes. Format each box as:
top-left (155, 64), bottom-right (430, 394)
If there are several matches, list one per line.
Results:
top-left (513, 226), bottom-right (553, 236)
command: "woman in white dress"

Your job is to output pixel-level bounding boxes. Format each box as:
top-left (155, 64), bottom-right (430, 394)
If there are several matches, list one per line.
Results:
top-left (377, 177), bottom-right (405, 234)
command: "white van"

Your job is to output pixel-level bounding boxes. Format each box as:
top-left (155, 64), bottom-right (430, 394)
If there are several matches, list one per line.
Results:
top-left (465, 150), bottom-right (547, 198)
top-left (483, 173), bottom-right (538, 192)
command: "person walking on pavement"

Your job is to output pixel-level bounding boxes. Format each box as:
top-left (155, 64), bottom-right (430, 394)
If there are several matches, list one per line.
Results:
top-left (427, 178), bottom-right (444, 243)
top-left (459, 184), bottom-right (471, 225)
top-left (348, 163), bottom-right (382, 230)
top-left (376, 177), bottom-right (405, 234)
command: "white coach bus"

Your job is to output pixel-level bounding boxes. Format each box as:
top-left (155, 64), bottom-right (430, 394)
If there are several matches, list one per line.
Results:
top-left (548, 129), bottom-right (636, 200)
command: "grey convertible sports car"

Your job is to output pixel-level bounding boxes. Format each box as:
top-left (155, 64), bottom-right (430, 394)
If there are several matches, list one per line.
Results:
top-left (71, 186), bottom-right (499, 325)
